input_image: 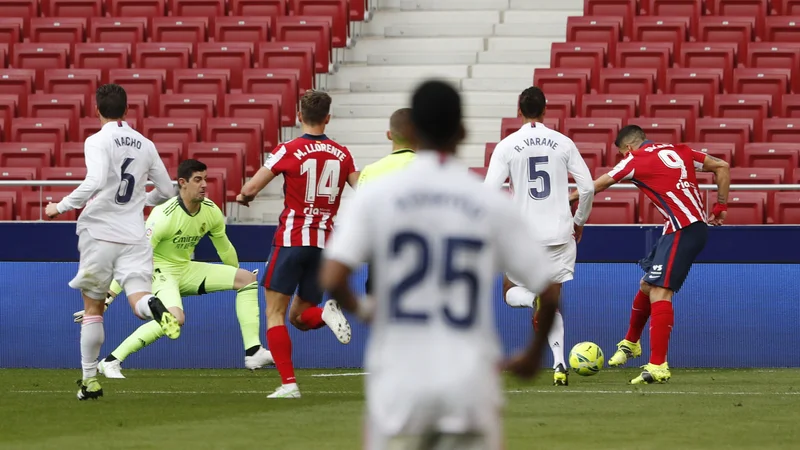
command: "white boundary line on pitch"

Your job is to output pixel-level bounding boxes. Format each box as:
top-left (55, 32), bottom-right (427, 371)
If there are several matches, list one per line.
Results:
top-left (9, 389), bottom-right (800, 396)
top-left (311, 372), bottom-right (368, 377)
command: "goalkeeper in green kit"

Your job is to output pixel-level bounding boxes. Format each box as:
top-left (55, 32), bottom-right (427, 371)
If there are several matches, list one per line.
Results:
top-left (73, 159), bottom-right (274, 377)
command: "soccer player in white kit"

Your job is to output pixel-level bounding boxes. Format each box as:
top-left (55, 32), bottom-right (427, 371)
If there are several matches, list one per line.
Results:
top-left (484, 86), bottom-right (595, 386)
top-left (44, 84), bottom-right (180, 400)
top-left (320, 80), bottom-right (562, 450)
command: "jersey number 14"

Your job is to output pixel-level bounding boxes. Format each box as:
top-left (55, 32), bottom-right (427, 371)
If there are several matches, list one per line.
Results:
top-left (301, 159), bottom-right (340, 204)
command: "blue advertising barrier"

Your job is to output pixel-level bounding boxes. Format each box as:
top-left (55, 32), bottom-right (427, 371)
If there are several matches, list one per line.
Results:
top-left (0, 224), bottom-right (798, 369)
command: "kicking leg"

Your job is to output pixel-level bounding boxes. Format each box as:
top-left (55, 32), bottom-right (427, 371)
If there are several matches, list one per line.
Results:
top-left (293, 247), bottom-right (351, 344)
top-left (609, 279), bottom-right (650, 367)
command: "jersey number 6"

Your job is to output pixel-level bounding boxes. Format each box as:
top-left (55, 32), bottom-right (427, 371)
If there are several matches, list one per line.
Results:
top-left (115, 157), bottom-right (136, 205)
top-left (389, 232), bottom-right (485, 328)
top-left (528, 156), bottom-right (551, 200)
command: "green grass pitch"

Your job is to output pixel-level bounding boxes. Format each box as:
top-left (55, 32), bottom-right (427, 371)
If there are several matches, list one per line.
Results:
top-left (1, 368), bottom-right (798, 449)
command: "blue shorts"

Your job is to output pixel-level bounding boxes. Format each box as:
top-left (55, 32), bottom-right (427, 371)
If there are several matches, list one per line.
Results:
top-left (261, 246), bottom-right (324, 304)
top-left (639, 221), bottom-right (708, 293)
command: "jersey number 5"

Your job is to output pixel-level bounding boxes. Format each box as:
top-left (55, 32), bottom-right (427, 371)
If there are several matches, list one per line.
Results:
top-left (389, 232), bottom-right (484, 328)
top-left (301, 159), bottom-right (341, 204)
top-left (527, 156), bottom-right (551, 200)
top-left (115, 157), bottom-right (136, 205)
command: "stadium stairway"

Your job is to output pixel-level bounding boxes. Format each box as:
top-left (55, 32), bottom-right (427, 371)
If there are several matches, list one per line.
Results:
top-left (239, 0), bottom-right (582, 222)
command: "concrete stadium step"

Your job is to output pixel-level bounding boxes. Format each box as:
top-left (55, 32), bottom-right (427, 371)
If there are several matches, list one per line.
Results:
top-left (461, 78), bottom-right (532, 92)
top-left (471, 64), bottom-right (540, 79)
top-left (509, 0), bottom-right (582, 9)
top-left (330, 64), bottom-right (470, 89)
top-left (331, 91), bottom-right (515, 106)
top-left (366, 52), bottom-right (478, 66)
top-left (349, 78), bottom-right (463, 92)
top-left (501, 10), bottom-right (580, 24)
top-left (384, 24), bottom-right (495, 38)
top-left (332, 103), bottom-right (514, 118)
top-left (345, 37), bottom-right (486, 62)
top-left (493, 23), bottom-right (567, 38)
top-left (326, 117), bottom-right (501, 133)
top-left (487, 37), bottom-right (558, 51)
top-left (328, 130), bottom-right (499, 145)
top-left (362, 11), bottom-right (501, 36)
top-left (477, 50), bottom-right (550, 64)
top-left (400, 0), bottom-right (512, 11)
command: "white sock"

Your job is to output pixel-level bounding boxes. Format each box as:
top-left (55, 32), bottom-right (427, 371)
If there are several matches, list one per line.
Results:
top-left (505, 286), bottom-right (536, 308)
top-left (135, 295), bottom-right (155, 320)
top-left (81, 315), bottom-right (105, 380)
top-left (550, 310), bottom-right (566, 369)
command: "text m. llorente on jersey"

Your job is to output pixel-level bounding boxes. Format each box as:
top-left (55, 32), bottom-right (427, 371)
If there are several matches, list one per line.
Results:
top-left (293, 143), bottom-right (348, 161)
top-left (514, 137), bottom-right (558, 152)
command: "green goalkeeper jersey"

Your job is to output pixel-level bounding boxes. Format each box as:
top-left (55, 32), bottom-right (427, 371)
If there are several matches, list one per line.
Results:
top-left (145, 196), bottom-right (238, 270)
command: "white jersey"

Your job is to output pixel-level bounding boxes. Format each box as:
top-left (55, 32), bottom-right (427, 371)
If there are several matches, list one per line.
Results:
top-left (484, 122), bottom-right (594, 246)
top-left (325, 152), bottom-right (555, 433)
top-left (57, 120), bottom-right (174, 245)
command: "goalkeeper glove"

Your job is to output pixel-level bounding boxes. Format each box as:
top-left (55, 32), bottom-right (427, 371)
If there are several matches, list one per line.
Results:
top-left (73, 291), bottom-right (116, 324)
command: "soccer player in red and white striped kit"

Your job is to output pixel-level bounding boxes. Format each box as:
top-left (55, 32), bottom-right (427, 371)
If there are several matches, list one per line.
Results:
top-left (238, 90), bottom-right (359, 398)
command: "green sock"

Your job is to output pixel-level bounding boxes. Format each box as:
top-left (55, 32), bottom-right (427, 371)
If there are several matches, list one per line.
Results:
top-left (110, 320), bottom-right (165, 362)
top-left (236, 281), bottom-right (261, 350)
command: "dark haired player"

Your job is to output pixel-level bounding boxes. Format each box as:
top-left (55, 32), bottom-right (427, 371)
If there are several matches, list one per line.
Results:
top-left (571, 125), bottom-right (730, 384)
top-left (320, 79), bottom-right (562, 449)
top-left (238, 90), bottom-right (359, 399)
top-left (45, 84), bottom-right (178, 400)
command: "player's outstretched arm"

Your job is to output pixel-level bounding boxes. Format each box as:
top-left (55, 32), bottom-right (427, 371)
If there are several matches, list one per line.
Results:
top-left (238, 167), bottom-right (277, 206)
top-left (483, 144), bottom-right (510, 190)
top-left (347, 171), bottom-right (360, 189)
top-left (208, 207), bottom-right (239, 267)
top-left (147, 148), bottom-right (178, 206)
top-left (568, 174), bottom-right (616, 205)
top-left (568, 144), bottom-right (595, 242)
top-left (702, 155), bottom-right (731, 226)
top-left (48, 141), bottom-right (108, 218)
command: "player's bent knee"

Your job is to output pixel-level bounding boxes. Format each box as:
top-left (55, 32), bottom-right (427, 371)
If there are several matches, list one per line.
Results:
top-left (639, 279), bottom-right (652, 294)
top-left (233, 269), bottom-right (257, 290)
top-left (169, 307), bottom-right (185, 326)
top-left (649, 286), bottom-right (674, 302)
top-left (289, 315), bottom-right (310, 331)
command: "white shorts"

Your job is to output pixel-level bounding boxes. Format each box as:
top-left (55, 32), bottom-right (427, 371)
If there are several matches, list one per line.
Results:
top-left (69, 231), bottom-right (153, 300)
top-left (364, 371), bottom-right (502, 450)
top-left (508, 239), bottom-right (577, 286)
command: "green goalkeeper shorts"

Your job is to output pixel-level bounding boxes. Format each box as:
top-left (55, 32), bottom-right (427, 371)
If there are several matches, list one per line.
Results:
top-left (152, 262), bottom-right (238, 310)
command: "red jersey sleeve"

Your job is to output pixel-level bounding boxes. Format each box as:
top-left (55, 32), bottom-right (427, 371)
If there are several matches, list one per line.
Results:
top-left (264, 143), bottom-right (295, 175)
top-left (342, 146), bottom-right (358, 174)
top-left (607, 153), bottom-right (637, 181)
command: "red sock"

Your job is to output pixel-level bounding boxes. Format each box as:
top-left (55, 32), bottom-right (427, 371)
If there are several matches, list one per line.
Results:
top-left (624, 290), bottom-right (651, 343)
top-left (299, 307), bottom-right (325, 330)
top-left (649, 301), bottom-right (674, 366)
top-left (266, 325), bottom-right (295, 384)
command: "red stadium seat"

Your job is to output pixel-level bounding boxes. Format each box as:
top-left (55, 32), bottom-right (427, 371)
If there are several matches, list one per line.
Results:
top-left (566, 16), bottom-right (623, 57)
top-left (274, 15), bottom-right (332, 73)
top-left (632, 16), bottom-right (689, 55)
top-left (643, 0), bottom-right (702, 34)
top-left (27, 93), bottom-right (84, 140)
top-left (150, 17), bottom-right (208, 42)
top-left (746, 42), bottom-right (800, 70)
top-left (730, 167), bottom-right (783, 185)
top-left (584, 0), bottom-right (638, 36)
top-left (107, 0), bottom-right (166, 17)
top-left (733, 68), bottom-right (791, 113)
top-left (664, 68), bottom-right (724, 116)
top-left (581, 93), bottom-right (639, 120)
top-left (543, 93), bottom-right (576, 120)
top-left (134, 42), bottom-right (193, 83)
top-left (773, 0), bottom-right (800, 15)
top-left (204, 167), bottom-right (226, 211)
top-left (759, 118), bottom-right (800, 142)
top-left (678, 42), bottom-right (738, 93)
top-left (42, 0), bottom-right (102, 16)
top-left (627, 117), bottom-right (685, 144)
top-left (43, 69), bottom-right (101, 116)
top-left (12, 43), bottom-right (70, 90)
top-left (614, 42), bottom-right (672, 92)
top-left (742, 143), bottom-right (799, 179)
top-left (710, 191), bottom-right (766, 224)
top-left (171, 68), bottom-right (230, 96)
top-left (0, 94), bottom-right (17, 141)
top-left (598, 68), bottom-right (656, 97)
top-left (709, 0), bottom-right (767, 37)
top-left (0, 69), bottom-right (33, 116)
top-left (154, 141), bottom-right (184, 171)
top-left (19, 191), bottom-right (77, 220)
top-left (532, 68), bottom-right (592, 102)
top-left (771, 192), bottom-right (800, 224)
top-left (241, 68), bottom-right (298, 126)
top-left (576, 141), bottom-right (606, 173)
top-left (291, 0), bottom-right (349, 49)
top-left (697, 16), bottom-right (754, 58)
top-left (483, 142), bottom-right (496, 166)
top-left (29, 17), bottom-right (86, 43)
top-left (563, 118), bottom-right (623, 151)
top-left (108, 68), bottom-right (166, 115)
top-left (693, 118), bottom-right (752, 155)
top-left (0, 0), bottom-right (37, 20)
top-left (0, 167), bottom-right (36, 197)
top-left (0, 190), bottom-right (15, 220)
top-left (73, 43), bottom-right (132, 74)
top-left (588, 191), bottom-right (639, 224)
top-left (644, 94), bottom-right (704, 138)
top-left (88, 17), bottom-right (148, 43)
top-left (682, 142), bottom-right (735, 166)
top-left (88, 93), bottom-right (147, 124)
top-left (56, 141), bottom-right (83, 166)
top-left (713, 94), bottom-right (771, 139)
top-left (142, 117), bottom-right (201, 145)
top-left (204, 117), bottom-right (264, 176)
top-left (222, 93), bottom-right (281, 149)
top-left (11, 118), bottom-right (68, 150)
top-left (158, 93), bottom-right (217, 119)
top-left (76, 117), bottom-right (138, 140)
top-left (214, 16), bottom-right (271, 43)
top-left (779, 94), bottom-right (800, 117)
top-left (0, 17), bottom-right (23, 44)
top-left (0, 142), bottom-right (54, 167)
top-left (257, 42), bottom-right (316, 94)
top-left (500, 117), bottom-right (523, 140)
top-left (550, 42), bottom-right (607, 92)
top-left (187, 142), bottom-right (245, 200)
top-left (763, 16), bottom-right (800, 42)
top-left (230, 0), bottom-right (287, 29)
top-left (196, 42), bottom-right (254, 90)
top-left (542, 117), bottom-right (561, 132)
top-left (169, 0), bottom-right (224, 16)
top-left (41, 166), bottom-right (87, 193)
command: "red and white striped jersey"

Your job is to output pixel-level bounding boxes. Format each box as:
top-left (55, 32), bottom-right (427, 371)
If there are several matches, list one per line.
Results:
top-left (265, 133), bottom-right (358, 248)
top-left (608, 141), bottom-right (707, 234)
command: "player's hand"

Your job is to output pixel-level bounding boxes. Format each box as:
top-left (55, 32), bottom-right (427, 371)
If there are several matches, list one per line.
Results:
top-left (45, 202), bottom-right (60, 218)
top-left (236, 193), bottom-right (255, 207)
top-left (709, 204), bottom-right (727, 226)
top-left (503, 350), bottom-right (542, 380)
top-left (573, 223), bottom-right (584, 243)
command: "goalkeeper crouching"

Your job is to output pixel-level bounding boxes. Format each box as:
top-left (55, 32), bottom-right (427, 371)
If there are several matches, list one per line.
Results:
top-left (74, 159), bottom-right (274, 378)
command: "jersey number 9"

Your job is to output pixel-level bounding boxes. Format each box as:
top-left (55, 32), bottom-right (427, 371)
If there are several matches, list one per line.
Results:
top-left (115, 157), bottom-right (136, 205)
top-left (389, 232), bottom-right (485, 328)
